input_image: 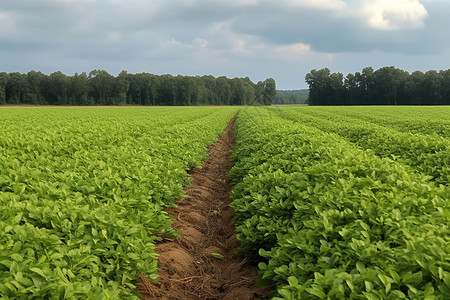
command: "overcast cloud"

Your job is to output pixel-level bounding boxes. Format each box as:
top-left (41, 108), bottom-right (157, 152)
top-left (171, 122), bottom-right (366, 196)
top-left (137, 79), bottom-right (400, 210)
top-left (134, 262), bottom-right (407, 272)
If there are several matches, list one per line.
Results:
top-left (1, 0), bottom-right (449, 89)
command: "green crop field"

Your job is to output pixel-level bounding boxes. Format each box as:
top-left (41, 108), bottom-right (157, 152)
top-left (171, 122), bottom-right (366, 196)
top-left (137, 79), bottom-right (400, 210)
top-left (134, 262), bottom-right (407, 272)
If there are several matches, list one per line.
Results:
top-left (230, 106), bottom-right (449, 299)
top-left (0, 107), bottom-right (239, 298)
top-left (0, 106), bottom-right (449, 299)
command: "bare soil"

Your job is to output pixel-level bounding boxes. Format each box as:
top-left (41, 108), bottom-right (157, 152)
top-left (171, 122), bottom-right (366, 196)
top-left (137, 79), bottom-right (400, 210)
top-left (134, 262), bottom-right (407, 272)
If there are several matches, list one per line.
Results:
top-left (136, 115), bottom-right (271, 299)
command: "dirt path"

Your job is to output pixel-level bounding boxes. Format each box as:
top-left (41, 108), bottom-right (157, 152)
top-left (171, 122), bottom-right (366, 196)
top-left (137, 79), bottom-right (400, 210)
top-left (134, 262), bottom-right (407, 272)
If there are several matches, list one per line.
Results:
top-left (137, 116), bottom-right (271, 299)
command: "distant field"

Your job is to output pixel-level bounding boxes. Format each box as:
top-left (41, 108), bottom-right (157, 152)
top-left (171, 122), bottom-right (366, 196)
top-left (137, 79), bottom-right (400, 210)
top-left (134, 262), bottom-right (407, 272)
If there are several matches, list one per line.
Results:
top-left (1, 106), bottom-right (449, 299)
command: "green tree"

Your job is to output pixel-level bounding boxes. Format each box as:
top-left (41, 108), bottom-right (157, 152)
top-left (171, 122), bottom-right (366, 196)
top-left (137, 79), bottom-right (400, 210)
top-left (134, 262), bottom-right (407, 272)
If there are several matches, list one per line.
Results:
top-left (440, 69), bottom-right (450, 105)
top-left (373, 67), bottom-right (408, 105)
top-left (89, 70), bottom-right (114, 105)
top-left (113, 71), bottom-right (130, 105)
top-left (262, 78), bottom-right (276, 105)
top-left (359, 67), bottom-right (375, 104)
top-left (70, 72), bottom-right (90, 105)
top-left (306, 68), bottom-right (344, 105)
top-left (146, 74), bottom-right (160, 106)
top-left (305, 68), bottom-right (330, 105)
top-left (402, 71), bottom-right (424, 105)
top-left (126, 73), bottom-right (143, 105)
top-left (176, 76), bottom-right (196, 106)
top-left (255, 81), bottom-right (265, 105)
top-left (25, 71), bottom-right (47, 105)
top-left (216, 77), bottom-right (232, 106)
top-left (243, 77), bottom-right (257, 105)
top-left (48, 72), bottom-right (70, 105)
top-left (230, 78), bottom-right (244, 105)
top-left (0, 70), bottom-right (276, 106)
top-left (423, 70), bottom-right (442, 105)
top-left (6, 72), bottom-right (27, 104)
top-left (274, 90), bottom-right (308, 104)
top-left (344, 73), bottom-right (358, 105)
top-left (0, 72), bottom-right (9, 105)
top-left (158, 74), bottom-right (176, 105)
top-left (201, 75), bottom-right (218, 105)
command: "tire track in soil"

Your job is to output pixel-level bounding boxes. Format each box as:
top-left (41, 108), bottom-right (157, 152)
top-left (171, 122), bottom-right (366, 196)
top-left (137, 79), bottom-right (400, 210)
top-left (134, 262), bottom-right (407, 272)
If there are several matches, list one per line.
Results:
top-left (137, 115), bottom-right (271, 299)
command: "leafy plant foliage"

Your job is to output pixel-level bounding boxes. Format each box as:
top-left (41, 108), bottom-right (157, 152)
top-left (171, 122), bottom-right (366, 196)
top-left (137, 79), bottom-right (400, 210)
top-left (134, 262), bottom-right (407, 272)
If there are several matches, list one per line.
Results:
top-left (229, 107), bottom-right (450, 299)
top-left (0, 107), bottom-right (239, 298)
top-left (272, 106), bottom-right (450, 186)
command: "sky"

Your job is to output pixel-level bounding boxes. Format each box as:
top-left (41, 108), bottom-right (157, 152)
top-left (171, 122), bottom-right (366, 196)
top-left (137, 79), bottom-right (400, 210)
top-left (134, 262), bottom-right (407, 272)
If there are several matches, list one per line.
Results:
top-left (1, 0), bottom-right (450, 90)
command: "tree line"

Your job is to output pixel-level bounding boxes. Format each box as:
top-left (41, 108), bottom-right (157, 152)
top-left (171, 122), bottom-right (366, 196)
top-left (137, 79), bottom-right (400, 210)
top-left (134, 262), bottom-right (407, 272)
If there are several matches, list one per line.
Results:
top-left (306, 67), bottom-right (450, 105)
top-left (274, 89), bottom-right (309, 105)
top-left (0, 70), bottom-right (276, 106)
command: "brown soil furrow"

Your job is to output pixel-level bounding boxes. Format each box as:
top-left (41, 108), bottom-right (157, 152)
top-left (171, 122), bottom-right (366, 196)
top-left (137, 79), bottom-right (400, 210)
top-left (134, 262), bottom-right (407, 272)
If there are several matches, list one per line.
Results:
top-left (137, 115), bottom-right (271, 299)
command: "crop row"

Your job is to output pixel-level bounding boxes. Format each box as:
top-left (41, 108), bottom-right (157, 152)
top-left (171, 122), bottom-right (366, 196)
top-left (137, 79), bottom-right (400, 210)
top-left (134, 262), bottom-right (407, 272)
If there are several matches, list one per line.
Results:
top-left (229, 107), bottom-right (450, 299)
top-left (0, 107), bottom-right (239, 299)
top-left (333, 106), bottom-right (450, 138)
top-left (270, 107), bottom-right (449, 187)
top-left (299, 106), bottom-right (450, 138)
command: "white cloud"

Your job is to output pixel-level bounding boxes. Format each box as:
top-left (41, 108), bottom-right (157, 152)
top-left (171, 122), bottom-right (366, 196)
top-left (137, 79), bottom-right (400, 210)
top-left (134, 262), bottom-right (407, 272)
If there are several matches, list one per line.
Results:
top-left (284, 0), bottom-right (347, 10)
top-left (0, 12), bottom-right (17, 37)
top-left (193, 37), bottom-right (208, 48)
top-left (208, 19), bottom-right (236, 35)
top-left (360, 0), bottom-right (428, 30)
top-left (163, 38), bottom-right (182, 47)
top-left (228, 0), bottom-right (260, 6)
top-left (275, 43), bottom-right (311, 59)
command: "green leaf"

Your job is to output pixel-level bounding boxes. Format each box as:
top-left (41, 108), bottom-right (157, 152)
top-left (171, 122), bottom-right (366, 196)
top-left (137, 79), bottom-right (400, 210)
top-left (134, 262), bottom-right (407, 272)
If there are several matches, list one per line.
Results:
top-left (356, 262), bottom-right (365, 273)
top-left (402, 271), bottom-right (423, 285)
top-left (362, 291), bottom-right (381, 300)
top-left (149, 273), bottom-right (159, 281)
top-left (13, 183), bottom-right (26, 194)
top-left (211, 253), bottom-right (224, 259)
top-left (29, 268), bottom-right (48, 279)
top-left (305, 287), bottom-right (326, 299)
top-left (378, 274), bottom-right (392, 294)
top-left (287, 276), bottom-right (298, 286)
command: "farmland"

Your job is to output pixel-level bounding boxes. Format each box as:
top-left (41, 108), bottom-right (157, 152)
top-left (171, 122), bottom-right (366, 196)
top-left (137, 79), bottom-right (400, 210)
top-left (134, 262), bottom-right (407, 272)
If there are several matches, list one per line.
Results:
top-left (230, 106), bottom-right (449, 299)
top-left (0, 107), bottom-right (239, 298)
top-left (0, 106), bottom-right (449, 299)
